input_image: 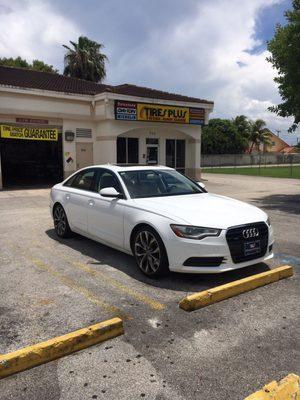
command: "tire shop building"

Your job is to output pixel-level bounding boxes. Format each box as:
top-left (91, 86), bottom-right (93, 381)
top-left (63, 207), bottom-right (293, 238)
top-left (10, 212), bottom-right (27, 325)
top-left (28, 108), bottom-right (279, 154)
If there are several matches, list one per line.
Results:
top-left (0, 66), bottom-right (214, 189)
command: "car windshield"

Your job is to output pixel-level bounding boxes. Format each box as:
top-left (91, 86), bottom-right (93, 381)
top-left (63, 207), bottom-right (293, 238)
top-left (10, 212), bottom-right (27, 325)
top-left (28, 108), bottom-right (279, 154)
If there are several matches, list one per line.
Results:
top-left (118, 169), bottom-right (203, 198)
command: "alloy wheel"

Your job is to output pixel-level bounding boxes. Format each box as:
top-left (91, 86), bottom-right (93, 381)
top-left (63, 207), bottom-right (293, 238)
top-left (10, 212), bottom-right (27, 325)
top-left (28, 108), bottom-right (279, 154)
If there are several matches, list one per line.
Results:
top-left (54, 205), bottom-right (67, 236)
top-left (134, 230), bottom-right (161, 275)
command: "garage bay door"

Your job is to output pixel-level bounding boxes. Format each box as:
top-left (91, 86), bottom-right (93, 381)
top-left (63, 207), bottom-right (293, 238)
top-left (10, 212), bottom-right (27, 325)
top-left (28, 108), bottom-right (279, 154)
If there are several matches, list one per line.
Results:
top-left (0, 124), bottom-right (63, 187)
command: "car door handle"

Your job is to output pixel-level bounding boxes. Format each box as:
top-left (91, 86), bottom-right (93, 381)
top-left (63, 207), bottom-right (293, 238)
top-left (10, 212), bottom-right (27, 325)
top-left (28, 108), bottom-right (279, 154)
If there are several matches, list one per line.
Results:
top-left (88, 200), bottom-right (95, 207)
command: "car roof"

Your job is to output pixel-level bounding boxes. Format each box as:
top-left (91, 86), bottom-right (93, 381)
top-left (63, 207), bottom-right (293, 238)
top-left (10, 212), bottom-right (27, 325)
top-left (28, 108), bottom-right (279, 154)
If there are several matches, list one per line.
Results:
top-left (85, 164), bottom-right (173, 172)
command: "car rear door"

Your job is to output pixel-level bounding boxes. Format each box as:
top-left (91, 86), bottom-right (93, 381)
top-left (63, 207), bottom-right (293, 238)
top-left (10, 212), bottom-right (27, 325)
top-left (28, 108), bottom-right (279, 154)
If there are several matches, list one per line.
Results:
top-left (63, 168), bottom-right (97, 234)
top-left (87, 168), bottom-right (125, 249)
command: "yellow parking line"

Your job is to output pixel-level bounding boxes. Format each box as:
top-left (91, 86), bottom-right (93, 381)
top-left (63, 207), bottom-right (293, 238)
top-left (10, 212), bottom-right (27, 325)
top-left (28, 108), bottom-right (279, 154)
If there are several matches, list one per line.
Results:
top-left (29, 238), bottom-right (165, 311)
top-left (72, 261), bottom-right (165, 311)
top-left (29, 258), bottom-right (131, 320)
top-left (29, 240), bottom-right (165, 311)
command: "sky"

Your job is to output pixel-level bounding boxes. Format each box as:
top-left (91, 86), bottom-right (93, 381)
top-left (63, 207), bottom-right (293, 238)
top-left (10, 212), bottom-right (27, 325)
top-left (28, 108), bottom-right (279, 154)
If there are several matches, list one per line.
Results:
top-left (1, 0), bottom-right (299, 145)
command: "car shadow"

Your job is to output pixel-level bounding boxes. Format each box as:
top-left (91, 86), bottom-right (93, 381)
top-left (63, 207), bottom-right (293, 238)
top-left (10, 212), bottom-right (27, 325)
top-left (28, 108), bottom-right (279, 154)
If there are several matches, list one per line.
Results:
top-left (45, 229), bottom-right (271, 293)
top-left (252, 193), bottom-right (300, 215)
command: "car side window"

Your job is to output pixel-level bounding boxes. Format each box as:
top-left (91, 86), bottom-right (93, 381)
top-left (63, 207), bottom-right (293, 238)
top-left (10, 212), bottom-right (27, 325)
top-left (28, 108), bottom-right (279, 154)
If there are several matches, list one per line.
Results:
top-left (95, 169), bottom-right (122, 193)
top-left (69, 169), bottom-right (96, 191)
top-left (63, 173), bottom-right (77, 187)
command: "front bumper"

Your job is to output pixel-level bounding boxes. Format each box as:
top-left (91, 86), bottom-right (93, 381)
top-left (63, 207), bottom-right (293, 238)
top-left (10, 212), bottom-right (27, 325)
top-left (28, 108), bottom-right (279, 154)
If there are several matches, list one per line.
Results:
top-left (165, 224), bottom-right (274, 274)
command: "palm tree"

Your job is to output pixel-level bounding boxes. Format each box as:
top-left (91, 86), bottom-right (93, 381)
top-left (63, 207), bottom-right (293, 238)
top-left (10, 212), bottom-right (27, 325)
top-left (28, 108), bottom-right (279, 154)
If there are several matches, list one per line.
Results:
top-left (63, 36), bottom-right (107, 82)
top-left (232, 115), bottom-right (251, 139)
top-left (248, 119), bottom-right (272, 153)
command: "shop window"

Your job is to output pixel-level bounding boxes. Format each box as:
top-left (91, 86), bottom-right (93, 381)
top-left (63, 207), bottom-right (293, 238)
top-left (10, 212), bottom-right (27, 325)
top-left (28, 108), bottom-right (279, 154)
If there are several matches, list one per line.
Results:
top-left (117, 137), bottom-right (126, 164)
top-left (166, 139), bottom-right (185, 173)
top-left (176, 140), bottom-right (185, 170)
top-left (117, 137), bottom-right (139, 164)
top-left (166, 139), bottom-right (175, 168)
top-left (128, 138), bottom-right (139, 163)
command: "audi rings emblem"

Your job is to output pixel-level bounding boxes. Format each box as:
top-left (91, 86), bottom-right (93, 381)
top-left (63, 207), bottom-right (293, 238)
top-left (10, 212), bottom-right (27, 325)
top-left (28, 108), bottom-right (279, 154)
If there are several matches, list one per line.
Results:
top-left (242, 227), bottom-right (259, 239)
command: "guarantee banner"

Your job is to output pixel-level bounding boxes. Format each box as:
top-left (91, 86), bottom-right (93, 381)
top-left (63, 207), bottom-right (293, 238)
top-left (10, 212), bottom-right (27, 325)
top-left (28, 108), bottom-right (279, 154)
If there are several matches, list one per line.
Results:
top-left (0, 125), bottom-right (58, 141)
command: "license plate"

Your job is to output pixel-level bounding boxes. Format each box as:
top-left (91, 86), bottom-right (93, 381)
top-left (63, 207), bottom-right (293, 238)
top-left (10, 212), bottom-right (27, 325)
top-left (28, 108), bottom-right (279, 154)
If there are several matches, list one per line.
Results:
top-left (244, 240), bottom-right (261, 256)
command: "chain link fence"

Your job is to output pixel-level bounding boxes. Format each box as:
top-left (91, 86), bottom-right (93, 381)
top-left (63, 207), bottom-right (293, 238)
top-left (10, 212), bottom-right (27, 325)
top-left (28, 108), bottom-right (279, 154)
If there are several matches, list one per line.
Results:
top-left (202, 153), bottom-right (300, 167)
top-left (201, 153), bottom-right (300, 178)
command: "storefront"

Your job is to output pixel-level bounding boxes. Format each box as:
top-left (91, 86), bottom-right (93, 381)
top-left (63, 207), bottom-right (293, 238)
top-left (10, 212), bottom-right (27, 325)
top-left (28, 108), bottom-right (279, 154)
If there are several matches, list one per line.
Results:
top-left (114, 100), bottom-right (205, 174)
top-left (0, 66), bottom-right (214, 189)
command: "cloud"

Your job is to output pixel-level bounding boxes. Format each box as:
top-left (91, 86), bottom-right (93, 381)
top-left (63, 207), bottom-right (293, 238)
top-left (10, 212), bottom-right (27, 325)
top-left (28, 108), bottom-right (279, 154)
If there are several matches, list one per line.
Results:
top-left (105, 0), bottom-right (293, 132)
top-left (0, 0), bottom-right (296, 134)
top-left (0, 0), bottom-right (81, 68)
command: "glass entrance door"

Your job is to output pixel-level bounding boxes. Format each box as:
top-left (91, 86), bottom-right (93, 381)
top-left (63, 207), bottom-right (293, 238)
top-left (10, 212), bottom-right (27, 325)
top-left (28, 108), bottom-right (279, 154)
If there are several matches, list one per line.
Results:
top-left (146, 138), bottom-right (159, 165)
top-left (146, 146), bottom-right (158, 164)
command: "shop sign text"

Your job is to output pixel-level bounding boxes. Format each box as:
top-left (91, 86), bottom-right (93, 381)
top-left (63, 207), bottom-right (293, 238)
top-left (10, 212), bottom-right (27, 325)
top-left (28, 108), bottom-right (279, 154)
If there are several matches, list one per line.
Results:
top-left (115, 101), bottom-right (204, 125)
top-left (16, 118), bottom-right (49, 124)
top-left (0, 125), bottom-right (58, 141)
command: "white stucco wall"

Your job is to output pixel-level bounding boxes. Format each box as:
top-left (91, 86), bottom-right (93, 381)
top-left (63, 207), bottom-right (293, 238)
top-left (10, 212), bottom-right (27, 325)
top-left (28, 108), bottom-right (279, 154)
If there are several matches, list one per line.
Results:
top-left (0, 90), bottom-right (92, 120)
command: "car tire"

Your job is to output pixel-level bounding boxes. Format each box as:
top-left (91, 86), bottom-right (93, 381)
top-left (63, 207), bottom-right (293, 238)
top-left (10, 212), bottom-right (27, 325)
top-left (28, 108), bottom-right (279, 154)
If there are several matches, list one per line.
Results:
top-left (53, 204), bottom-right (72, 238)
top-left (133, 226), bottom-right (169, 278)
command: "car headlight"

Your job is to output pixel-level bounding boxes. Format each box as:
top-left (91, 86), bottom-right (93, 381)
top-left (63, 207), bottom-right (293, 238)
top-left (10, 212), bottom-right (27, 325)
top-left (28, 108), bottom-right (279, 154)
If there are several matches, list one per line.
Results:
top-left (266, 217), bottom-right (271, 226)
top-left (170, 224), bottom-right (221, 240)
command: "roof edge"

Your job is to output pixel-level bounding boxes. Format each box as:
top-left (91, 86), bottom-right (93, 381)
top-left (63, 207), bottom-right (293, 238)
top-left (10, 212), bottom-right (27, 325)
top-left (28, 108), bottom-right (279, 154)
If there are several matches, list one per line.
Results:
top-left (0, 65), bottom-right (214, 105)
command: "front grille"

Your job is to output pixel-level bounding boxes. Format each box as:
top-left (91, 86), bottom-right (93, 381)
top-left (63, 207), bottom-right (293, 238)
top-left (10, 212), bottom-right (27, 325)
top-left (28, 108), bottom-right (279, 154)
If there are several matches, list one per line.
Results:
top-left (183, 257), bottom-right (224, 267)
top-left (226, 222), bottom-right (268, 264)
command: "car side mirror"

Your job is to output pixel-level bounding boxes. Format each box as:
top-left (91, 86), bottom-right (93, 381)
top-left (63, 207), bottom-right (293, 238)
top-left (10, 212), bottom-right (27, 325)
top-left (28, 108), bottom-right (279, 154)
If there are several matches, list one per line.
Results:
top-left (197, 181), bottom-right (207, 191)
top-left (99, 187), bottom-right (123, 198)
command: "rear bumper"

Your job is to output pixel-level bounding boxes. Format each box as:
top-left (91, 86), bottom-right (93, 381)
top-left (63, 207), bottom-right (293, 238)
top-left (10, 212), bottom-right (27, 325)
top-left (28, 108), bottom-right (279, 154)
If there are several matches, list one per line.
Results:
top-left (165, 224), bottom-right (274, 274)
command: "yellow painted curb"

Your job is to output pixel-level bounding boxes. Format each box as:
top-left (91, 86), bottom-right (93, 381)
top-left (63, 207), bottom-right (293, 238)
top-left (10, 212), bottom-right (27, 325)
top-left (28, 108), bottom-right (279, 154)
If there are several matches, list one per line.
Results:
top-left (0, 317), bottom-right (124, 379)
top-left (244, 373), bottom-right (300, 399)
top-left (179, 265), bottom-right (293, 312)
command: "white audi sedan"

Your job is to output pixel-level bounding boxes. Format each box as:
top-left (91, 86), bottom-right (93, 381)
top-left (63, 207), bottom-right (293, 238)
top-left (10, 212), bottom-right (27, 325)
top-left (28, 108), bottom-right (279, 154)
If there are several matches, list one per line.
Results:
top-left (50, 165), bottom-right (274, 277)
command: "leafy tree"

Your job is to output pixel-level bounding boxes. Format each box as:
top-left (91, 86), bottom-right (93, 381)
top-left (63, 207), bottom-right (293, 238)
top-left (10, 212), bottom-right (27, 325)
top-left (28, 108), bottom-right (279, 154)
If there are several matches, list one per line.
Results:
top-left (0, 56), bottom-right (29, 68)
top-left (267, 0), bottom-right (300, 131)
top-left (201, 119), bottom-right (248, 154)
top-left (248, 119), bottom-right (272, 153)
top-left (63, 36), bottom-right (108, 82)
top-left (0, 56), bottom-right (58, 73)
top-left (31, 60), bottom-right (58, 73)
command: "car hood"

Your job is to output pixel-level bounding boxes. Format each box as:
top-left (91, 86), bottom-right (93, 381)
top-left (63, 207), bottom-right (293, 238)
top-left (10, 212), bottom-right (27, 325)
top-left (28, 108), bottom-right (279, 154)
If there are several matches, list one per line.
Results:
top-left (133, 193), bottom-right (267, 229)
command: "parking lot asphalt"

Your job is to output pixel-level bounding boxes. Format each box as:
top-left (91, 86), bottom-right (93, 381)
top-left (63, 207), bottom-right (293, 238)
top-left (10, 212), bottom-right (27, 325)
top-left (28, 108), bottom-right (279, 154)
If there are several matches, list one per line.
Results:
top-left (0, 174), bottom-right (299, 400)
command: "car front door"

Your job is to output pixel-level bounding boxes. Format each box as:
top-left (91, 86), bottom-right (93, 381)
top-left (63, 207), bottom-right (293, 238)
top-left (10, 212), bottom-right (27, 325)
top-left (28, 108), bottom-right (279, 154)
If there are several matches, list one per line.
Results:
top-left (63, 168), bottom-right (97, 234)
top-left (87, 169), bottom-right (125, 249)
